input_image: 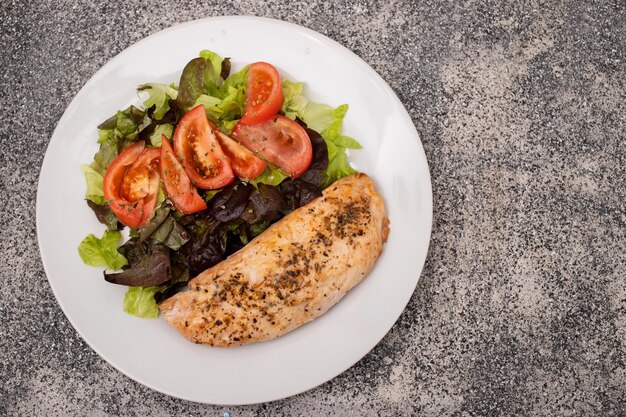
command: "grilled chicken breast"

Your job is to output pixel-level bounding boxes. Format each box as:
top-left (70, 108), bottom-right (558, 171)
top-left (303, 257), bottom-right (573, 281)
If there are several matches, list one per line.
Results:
top-left (160, 173), bottom-right (389, 346)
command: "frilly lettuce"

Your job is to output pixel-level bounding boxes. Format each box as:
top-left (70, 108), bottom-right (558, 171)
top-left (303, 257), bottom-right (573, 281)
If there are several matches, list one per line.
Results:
top-left (123, 286), bottom-right (162, 318)
top-left (199, 49), bottom-right (225, 91)
top-left (148, 124), bottom-right (173, 147)
top-left (176, 50), bottom-right (226, 108)
top-left (80, 164), bottom-right (105, 205)
top-left (193, 94), bottom-right (223, 119)
top-left (175, 50), bottom-right (248, 133)
top-left (93, 106), bottom-right (148, 174)
top-left (78, 230), bottom-right (127, 270)
top-left (137, 83), bottom-right (178, 120)
top-left (249, 166), bottom-right (290, 187)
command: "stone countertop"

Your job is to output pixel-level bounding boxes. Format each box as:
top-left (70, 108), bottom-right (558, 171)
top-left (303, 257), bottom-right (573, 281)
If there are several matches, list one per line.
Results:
top-left (1, 1), bottom-right (624, 415)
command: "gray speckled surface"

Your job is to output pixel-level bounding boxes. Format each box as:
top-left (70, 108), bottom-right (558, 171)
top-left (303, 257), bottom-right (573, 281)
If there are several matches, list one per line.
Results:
top-left (1, 0), bottom-right (625, 415)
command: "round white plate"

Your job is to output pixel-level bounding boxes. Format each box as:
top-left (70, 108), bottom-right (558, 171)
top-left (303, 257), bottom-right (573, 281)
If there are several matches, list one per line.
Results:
top-left (37, 16), bottom-right (432, 405)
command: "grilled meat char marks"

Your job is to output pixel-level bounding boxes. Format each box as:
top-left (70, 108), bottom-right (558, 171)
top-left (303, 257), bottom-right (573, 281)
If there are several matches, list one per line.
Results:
top-left (160, 173), bottom-right (389, 346)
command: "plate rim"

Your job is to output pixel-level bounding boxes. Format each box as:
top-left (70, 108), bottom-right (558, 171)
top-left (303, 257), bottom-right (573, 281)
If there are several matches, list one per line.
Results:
top-left (36, 15), bottom-right (433, 405)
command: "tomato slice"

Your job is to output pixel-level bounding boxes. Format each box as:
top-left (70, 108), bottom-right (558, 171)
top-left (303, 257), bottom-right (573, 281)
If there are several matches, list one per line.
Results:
top-left (103, 141), bottom-right (161, 228)
top-left (241, 62), bottom-right (283, 125)
top-left (160, 134), bottom-right (207, 215)
top-left (231, 115), bottom-right (313, 178)
top-left (173, 104), bottom-right (234, 189)
top-left (213, 129), bottom-right (267, 180)
top-left (132, 147), bottom-right (161, 226)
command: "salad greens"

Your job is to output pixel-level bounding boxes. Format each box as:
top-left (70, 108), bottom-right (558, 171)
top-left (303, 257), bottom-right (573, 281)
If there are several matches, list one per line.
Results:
top-left (124, 286), bottom-right (162, 318)
top-left (148, 124), bottom-right (173, 147)
top-left (78, 230), bottom-right (128, 270)
top-left (80, 49), bottom-right (361, 318)
top-left (80, 164), bottom-right (105, 205)
top-left (93, 106), bottom-right (149, 175)
top-left (137, 83), bottom-right (177, 120)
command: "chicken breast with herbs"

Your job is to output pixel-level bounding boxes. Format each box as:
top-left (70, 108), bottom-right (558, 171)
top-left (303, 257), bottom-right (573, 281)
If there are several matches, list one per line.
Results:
top-left (160, 173), bottom-right (389, 346)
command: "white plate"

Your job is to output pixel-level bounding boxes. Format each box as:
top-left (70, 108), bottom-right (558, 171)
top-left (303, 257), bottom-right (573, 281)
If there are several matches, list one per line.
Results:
top-left (37, 16), bottom-right (432, 405)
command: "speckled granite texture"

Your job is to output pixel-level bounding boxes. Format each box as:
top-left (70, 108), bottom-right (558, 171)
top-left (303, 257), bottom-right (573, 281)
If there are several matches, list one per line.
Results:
top-left (1, 0), bottom-right (625, 415)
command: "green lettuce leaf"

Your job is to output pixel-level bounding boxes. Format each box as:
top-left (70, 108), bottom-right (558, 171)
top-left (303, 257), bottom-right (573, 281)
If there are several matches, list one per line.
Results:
top-left (300, 101), bottom-right (337, 134)
top-left (92, 106), bottom-right (147, 174)
top-left (204, 189), bottom-right (221, 202)
top-left (149, 124), bottom-right (173, 147)
top-left (185, 65), bottom-right (248, 129)
top-left (250, 166), bottom-right (290, 187)
top-left (80, 164), bottom-right (105, 204)
top-left (220, 119), bottom-right (239, 134)
top-left (194, 94), bottom-right (223, 120)
top-left (123, 286), bottom-right (162, 318)
top-left (315, 104), bottom-right (360, 187)
top-left (324, 140), bottom-right (357, 187)
top-left (78, 230), bottom-right (127, 270)
top-left (177, 58), bottom-right (210, 108)
top-left (213, 66), bottom-right (248, 125)
top-left (333, 135), bottom-right (362, 149)
top-left (92, 129), bottom-right (119, 174)
top-left (177, 51), bottom-right (248, 128)
top-left (281, 80), bottom-right (307, 120)
top-left (177, 50), bottom-right (225, 109)
top-left (199, 49), bottom-right (224, 86)
top-left (219, 66), bottom-right (248, 98)
top-left (216, 85), bottom-right (245, 121)
top-left (137, 83), bottom-right (178, 120)
top-left (320, 105), bottom-right (347, 140)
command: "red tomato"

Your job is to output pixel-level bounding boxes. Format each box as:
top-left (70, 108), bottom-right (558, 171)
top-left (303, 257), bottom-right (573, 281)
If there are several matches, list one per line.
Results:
top-left (214, 129), bottom-right (267, 180)
top-left (103, 141), bottom-right (161, 228)
top-left (160, 135), bottom-right (207, 215)
top-left (173, 105), bottom-right (234, 189)
top-left (241, 62), bottom-right (283, 125)
top-left (232, 115), bottom-right (313, 178)
top-left (131, 147), bottom-right (161, 226)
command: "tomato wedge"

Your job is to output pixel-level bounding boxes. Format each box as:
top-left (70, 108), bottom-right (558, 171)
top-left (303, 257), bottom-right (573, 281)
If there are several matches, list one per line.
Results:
top-left (241, 62), bottom-right (283, 125)
top-left (103, 141), bottom-right (161, 228)
top-left (128, 147), bottom-right (161, 226)
top-left (173, 104), bottom-right (234, 189)
top-left (160, 135), bottom-right (207, 215)
top-left (213, 129), bottom-right (267, 180)
top-left (232, 115), bottom-right (313, 178)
